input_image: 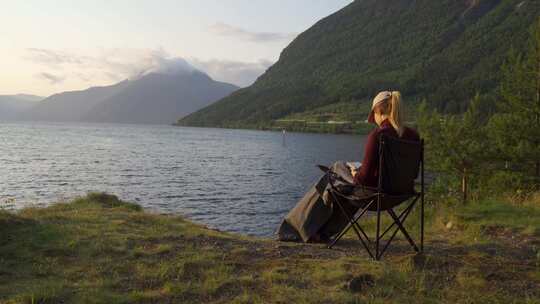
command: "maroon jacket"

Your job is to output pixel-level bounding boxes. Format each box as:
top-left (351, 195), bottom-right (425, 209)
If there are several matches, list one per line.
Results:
top-left (353, 119), bottom-right (420, 187)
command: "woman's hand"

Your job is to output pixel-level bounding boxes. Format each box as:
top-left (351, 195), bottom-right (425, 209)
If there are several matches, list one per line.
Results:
top-left (349, 166), bottom-right (357, 178)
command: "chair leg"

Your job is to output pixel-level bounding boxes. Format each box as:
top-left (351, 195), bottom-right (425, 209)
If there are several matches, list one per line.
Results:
top-left (375, 197), bottom-right (381, 260)
top-left (421, 141), bottom-right (425, 253)
top-left (327, 221), bottom-right (351, 249)
top-left (379, 198), bottom-right (417, 239)
top-left (328, 202), bottom-right (373, 249)
top-left (339, 206), bottom-right (374, 259)
top-left (327, 193), bottom-right (375, 259)
top-left (378, 200), bottom-right (417, 258)
top-left (421, 189), bottom-right (425, 253)
top-left (387, 209), bottom-right (419, 252)
top-left (379, 219), bottom-right (403, 257)
top-left (348, 200), bottom-right (375, 243)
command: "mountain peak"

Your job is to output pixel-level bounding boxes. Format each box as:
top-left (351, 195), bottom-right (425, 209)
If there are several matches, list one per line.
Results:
top-left (130, 57), bottom-right (206, 80)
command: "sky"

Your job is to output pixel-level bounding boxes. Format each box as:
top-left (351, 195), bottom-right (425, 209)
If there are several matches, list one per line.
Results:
top-left (0, 0), bottom-right (353, 97)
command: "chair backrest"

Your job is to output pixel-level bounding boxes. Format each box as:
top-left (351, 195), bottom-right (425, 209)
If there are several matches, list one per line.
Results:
top-left (379, 134), bottom-right (423, 195)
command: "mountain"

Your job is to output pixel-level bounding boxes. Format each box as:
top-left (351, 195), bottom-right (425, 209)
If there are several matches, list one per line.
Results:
top-left (23, 81), bottom-right (130, 122)
top-left (22, 70), bottom-right (238, 124)
top-left (8, 94), bottom-right (43, 102)
top-left (83, 72), bottom-right (238, 124)
top-left (0, 94), bottom-right (43, 121)
top-left (178, 0), bottom-right (540, 128)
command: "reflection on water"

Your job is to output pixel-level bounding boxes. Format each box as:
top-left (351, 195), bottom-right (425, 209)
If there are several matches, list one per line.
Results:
top-left (0, 121), bottom-right (365, 236)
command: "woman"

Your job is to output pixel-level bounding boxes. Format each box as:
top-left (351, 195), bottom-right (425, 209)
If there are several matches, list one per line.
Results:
top-left (276, 90), bottom-right (420, 243)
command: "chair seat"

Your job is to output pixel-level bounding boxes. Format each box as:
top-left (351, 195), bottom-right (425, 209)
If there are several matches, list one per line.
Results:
top-left (330, 187), bottom-right (418, 211)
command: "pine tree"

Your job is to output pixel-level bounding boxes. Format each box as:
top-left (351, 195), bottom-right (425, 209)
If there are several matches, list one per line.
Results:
top-left (418, 95), bottom-right (488, 204)
top-left (488, 18), bottom-right (540, 181)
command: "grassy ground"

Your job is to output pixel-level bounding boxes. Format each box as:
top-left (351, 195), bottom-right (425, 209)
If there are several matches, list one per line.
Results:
top-left (0, 193), bottom-right (538, 303)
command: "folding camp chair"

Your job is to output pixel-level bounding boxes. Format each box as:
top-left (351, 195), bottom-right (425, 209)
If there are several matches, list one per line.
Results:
top-left (325, 135), bottom-right (425, 260)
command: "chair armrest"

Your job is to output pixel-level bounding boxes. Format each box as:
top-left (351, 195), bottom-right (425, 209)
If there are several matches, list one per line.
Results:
top-left (316, 164), bottom-right (330, 173)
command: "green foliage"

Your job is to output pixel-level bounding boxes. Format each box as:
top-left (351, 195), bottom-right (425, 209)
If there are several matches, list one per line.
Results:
top-left (488, 17), bottom-right (540, 179)
top-left (418, 95), bottom-right (489, 203)
top-left (179, 0), bottom-right (539, 128)
top-left (417, 19), bottom-right (540, 200)
top-left (476, 170), bottom-right (532, 198)
top-left (282, 100), bottom-right (372, 123)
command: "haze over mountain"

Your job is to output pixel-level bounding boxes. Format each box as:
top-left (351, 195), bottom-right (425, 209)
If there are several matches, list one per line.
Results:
top-left (179, 0), bottom-right (540, 128)
top-left (22, 81), bottom-right (130, 123)
top-left (21, 59), bottom-right (239, 124)
top-left (0, 94), bottom-right (43, 121)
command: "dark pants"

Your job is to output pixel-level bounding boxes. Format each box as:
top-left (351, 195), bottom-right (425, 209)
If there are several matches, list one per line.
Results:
top-left (276, 161), bottom-right (374, 242)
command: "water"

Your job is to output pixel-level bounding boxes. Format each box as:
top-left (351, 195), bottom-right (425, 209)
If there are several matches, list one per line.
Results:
top-left (0, 121), bottom-right (365, 237)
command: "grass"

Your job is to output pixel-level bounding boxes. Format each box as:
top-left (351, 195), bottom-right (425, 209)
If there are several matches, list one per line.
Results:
top-left (0, 192), bottom-right (539, 303)
top-left (459, 199), bottom-right (540, 232)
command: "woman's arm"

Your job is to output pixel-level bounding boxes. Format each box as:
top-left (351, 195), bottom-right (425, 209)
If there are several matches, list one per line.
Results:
top-left (353, 130), bottom-right (379, 186)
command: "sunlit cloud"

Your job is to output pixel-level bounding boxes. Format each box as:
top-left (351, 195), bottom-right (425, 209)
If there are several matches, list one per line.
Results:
top-left (23, 48), bottom-right (273, 88)
top-left (25, 48), bottom-right (88, 67)
top-left (35, 72), bottom-right (65, 84)
top-left (209, 22), bottom-right (297, 43)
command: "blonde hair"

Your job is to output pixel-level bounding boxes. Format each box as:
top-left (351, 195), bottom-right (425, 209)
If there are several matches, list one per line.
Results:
top-left (376, 91), bottom-right (405, 136)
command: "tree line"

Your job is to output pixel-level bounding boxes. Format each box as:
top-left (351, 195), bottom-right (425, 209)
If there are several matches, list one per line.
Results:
top-left (418, 18), bottom-right (540, 204)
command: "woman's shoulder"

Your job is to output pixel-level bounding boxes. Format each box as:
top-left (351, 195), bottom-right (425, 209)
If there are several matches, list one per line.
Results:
top-left (364, 127), bottom-right (383, 148)
top-left (403, 126), bottom-right (420, 141)
top-left (367, 125), bottom-right (384, 140)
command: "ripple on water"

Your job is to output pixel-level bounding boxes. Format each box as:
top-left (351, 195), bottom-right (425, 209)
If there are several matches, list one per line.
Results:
top-left (0, 122), bottom-right (365, 236)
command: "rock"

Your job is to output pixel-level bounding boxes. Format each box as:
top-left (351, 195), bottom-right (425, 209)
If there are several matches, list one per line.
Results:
top-left (348, 274), bottom-right (375, 293)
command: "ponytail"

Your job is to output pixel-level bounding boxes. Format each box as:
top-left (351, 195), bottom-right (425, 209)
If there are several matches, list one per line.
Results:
top-left (389, 91), bottom-right (404, 137)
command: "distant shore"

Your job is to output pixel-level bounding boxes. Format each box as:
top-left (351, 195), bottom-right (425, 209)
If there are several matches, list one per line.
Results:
top-left (174, 120), bottom-right (375, 135)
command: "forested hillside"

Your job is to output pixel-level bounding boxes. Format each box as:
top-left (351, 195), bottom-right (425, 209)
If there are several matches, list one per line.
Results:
top-left (178, 0), bottom-right (539, 129)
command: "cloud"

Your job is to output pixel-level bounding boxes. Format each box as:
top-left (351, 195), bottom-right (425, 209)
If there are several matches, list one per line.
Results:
top-left (26, 48), bottom-right (87, 67)
top-left (136, 51), bottom-right (196, 78)
top-left (90, 48), bottom-right (175, 79)
top-left (36, 72), bottom-right (65, 84)
top-left (209, 22), bottom-right (297, 43)
top-left (189, 58), bottom-right (273, 87)
top-left (24, 47), bottom-right (273, 88)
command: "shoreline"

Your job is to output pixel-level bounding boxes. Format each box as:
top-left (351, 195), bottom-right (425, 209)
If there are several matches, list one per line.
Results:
top-left (1, 192), bottom-right (538, 302)
top-left (173, 121), bottom-right (375, 135)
